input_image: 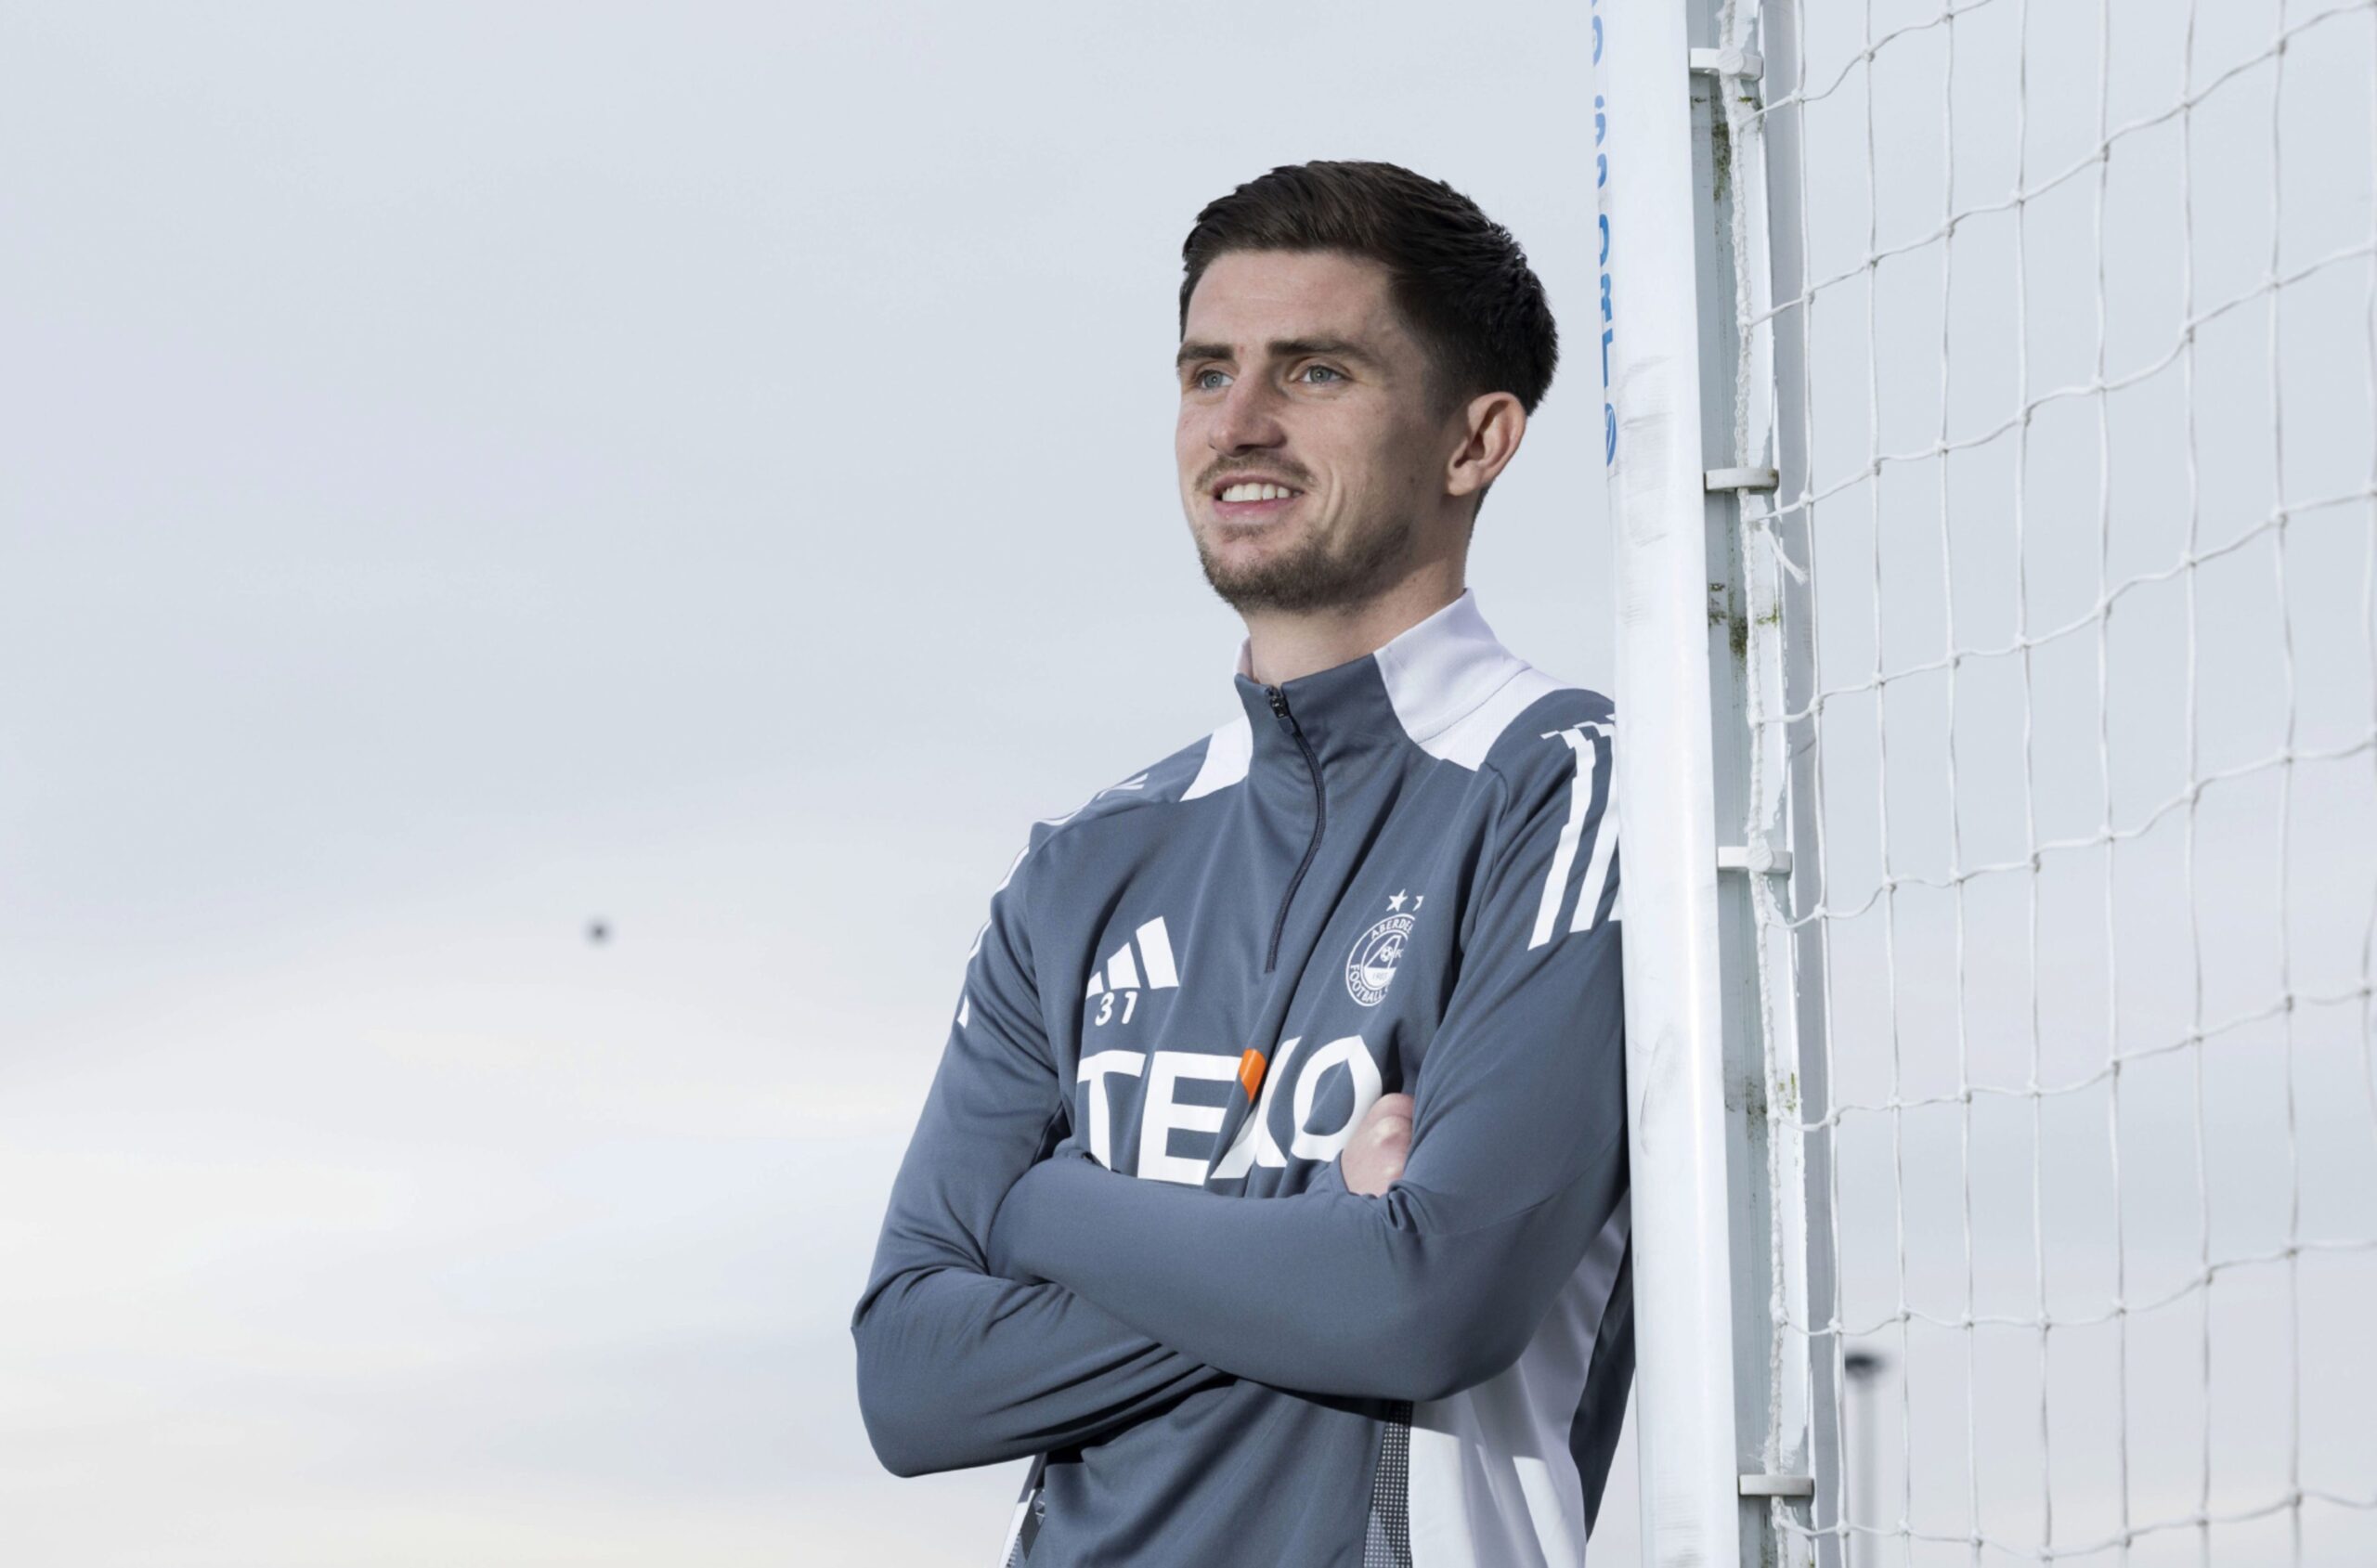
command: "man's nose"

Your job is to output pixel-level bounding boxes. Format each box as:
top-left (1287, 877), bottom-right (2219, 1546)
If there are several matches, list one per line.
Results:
top-left (1207, 374), bottom-right (1285, 452)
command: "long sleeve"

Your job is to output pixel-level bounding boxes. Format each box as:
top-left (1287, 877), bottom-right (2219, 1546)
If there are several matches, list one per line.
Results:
top-left (850, 823), bottom-right (1235, 1477)
top-left (984, 717), bottom-right (1626, 1406)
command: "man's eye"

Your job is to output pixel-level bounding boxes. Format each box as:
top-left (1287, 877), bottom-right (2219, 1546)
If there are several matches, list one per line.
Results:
top-left (1298, 364), bottom-right (1344, 384)
top-left (1190, 369), bottom-right (1227, 392)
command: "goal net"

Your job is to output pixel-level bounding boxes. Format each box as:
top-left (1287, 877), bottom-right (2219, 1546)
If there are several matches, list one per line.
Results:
top-left (1596, 2), bottom-right (2377, 1565)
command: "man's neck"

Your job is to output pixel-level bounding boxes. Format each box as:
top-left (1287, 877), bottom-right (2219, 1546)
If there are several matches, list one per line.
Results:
top-left (1238, 565), bottom-right (1467, 687)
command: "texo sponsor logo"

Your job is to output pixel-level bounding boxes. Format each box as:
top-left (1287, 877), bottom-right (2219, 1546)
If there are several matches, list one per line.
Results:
top-left (1077, 1035), bottom-right (1384, 1186)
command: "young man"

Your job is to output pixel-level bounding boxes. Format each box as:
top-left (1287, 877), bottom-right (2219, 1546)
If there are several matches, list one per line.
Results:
top-left (852, 160), bottom-right (1631, 1567)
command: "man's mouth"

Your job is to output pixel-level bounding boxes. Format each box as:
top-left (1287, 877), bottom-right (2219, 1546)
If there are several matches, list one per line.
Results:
top-left (1211, 479), bottom-right (1305, 521)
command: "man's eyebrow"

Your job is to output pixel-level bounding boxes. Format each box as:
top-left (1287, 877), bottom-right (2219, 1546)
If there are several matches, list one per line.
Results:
top-left (1174, 336), bottom-right (1383, 371)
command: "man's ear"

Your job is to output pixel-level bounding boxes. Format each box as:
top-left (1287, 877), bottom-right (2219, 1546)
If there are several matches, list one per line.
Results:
top-left (1444, 391), bottom-right (1527, 502)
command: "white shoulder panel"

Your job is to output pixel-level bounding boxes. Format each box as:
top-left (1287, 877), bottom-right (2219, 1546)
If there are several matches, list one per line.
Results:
top-left (1369, 590), bottom-right (1582, 769)
top-left (1181, 709), bottom-right (1252, 800)
top-left (1417, 665), bottom-right (1570, 770)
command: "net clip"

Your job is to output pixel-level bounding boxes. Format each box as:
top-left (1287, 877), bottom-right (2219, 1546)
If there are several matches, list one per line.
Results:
top-left (1738, 1472), bottom-right (1816, 1499)
top-left (1688, 46), bottom-right (1765, 82)
top-left (1717, 844), bottom-right (1792, 875)
top-left (1705, 466), bottom-right (1780, 493)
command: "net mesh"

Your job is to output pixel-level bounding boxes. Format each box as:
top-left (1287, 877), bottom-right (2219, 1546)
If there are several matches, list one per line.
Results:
top-left (1718, 0), bottom-right (2377, 1562)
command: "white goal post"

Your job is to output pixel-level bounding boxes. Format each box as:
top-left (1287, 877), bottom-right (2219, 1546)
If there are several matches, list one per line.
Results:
top-left (1597, 1), bottom-right (2377, 1565)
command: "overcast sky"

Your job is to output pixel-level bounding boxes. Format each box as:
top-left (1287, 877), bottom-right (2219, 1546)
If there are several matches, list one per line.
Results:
top-left (6, 2), bottom-right (2374, 1565)
top-left (0, 5), bottom-right (1625, 1563)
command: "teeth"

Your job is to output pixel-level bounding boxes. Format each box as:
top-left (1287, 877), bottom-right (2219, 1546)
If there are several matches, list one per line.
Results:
top-left (1219, 483), bottom-right (1297, 503)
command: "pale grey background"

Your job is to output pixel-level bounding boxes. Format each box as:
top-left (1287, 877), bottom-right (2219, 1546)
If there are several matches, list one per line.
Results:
top-left (0, 5), bottom-right (1625, 1562)
top-left (8, 2), bottom-right (2376, 1565)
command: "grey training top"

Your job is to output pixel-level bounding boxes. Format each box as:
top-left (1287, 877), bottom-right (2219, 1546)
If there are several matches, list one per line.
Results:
top-left (852, 588), bottom-right (1632, 1567)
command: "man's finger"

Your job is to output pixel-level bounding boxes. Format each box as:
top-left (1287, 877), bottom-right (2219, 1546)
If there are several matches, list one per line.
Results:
top-left (1336, 1093), bottom-right (1409, 1195)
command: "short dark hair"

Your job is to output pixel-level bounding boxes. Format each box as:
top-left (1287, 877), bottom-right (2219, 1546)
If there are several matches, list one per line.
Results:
top-left (1177, 160), bottom-right (1560, 426)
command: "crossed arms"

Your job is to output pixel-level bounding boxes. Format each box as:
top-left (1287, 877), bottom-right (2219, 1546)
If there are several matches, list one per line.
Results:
top-left (850, 732), bottom-right (1625, 1476)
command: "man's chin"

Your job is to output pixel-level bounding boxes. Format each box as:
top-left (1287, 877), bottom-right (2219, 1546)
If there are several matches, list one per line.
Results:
top-left (1200, 547), bottom-right (1358, 616)
top-left (1195, 513), bottom-right (1417, 617)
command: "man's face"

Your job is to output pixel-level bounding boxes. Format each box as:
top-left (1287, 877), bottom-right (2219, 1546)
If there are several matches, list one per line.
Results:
top-left (1176, 248), bottom-right (1458, 616)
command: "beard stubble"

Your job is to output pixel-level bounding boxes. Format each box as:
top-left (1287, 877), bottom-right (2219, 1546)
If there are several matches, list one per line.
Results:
top-left (1193, 502), bottom-right (1422, 616)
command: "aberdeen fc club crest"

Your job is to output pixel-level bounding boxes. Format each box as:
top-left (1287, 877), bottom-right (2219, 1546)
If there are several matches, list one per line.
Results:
top-left (1345, 889), bottom-right (1422, 1006)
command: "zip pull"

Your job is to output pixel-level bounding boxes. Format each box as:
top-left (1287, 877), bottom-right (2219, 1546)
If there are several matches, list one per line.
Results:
top-left (1266, 684), bottom-right (1292, 724)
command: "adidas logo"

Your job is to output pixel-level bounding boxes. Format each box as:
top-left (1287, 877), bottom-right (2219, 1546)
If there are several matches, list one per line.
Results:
top-left (1085, 917), bottom-right (1179, 1026)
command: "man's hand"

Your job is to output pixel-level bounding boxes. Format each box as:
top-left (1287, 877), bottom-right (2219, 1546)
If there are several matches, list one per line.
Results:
top-left (1337, 1092), bottom-right (1414, 1196)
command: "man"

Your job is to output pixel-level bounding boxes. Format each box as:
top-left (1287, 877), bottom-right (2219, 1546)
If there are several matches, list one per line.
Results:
top-left (851, 160), bottom-right (1630, 1567)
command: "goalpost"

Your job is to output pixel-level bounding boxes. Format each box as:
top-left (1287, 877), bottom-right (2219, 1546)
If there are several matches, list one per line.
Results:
top-left (1598, 1), bottom-right (2377, 1564)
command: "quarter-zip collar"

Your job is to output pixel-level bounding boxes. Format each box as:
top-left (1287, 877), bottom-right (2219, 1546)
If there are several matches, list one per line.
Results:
top-left (1227, 587), bottom-right (1520, 772)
